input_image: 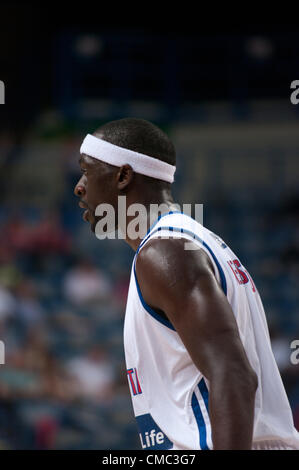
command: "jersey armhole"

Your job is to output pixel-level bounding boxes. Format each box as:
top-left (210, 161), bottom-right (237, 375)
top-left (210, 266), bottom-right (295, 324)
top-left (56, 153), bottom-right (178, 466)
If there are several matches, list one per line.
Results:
top-left (133, 254), bottom-right (176, 331)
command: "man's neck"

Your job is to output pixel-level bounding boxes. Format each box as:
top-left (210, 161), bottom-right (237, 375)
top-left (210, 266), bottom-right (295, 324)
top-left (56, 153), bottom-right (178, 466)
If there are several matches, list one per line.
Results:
top-left (121, 189), bottom-right (177, 252)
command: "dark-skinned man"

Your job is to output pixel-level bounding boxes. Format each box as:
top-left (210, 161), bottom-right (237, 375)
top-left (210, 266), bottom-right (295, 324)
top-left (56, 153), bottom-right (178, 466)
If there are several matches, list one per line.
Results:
top-left (74, 118), bottom-right (299, 450)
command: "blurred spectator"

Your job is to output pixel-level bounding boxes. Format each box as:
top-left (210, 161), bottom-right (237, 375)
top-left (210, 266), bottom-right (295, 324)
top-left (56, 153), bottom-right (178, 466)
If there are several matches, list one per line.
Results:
top-left (63, 259), bottom-right (112, 306)
top-left (35, 416), bottom-right (58, 450)
top-left (14, 279), bottom-right (45, 331)
top-left (30, 211), bottom-right (71, 256)
top-left (1, 213), bottom-right (33, 256)
top-left (1, 327), bottom-right (77, 402)
top-left (111, 270), bottom-right (130, 310)
top-left (0, 211), bottom-right (71, 276)
top-left (0, 284), bottom-right (16, 325)
top-left (64, 346), bottom-right (115, 402)
top-left (0, 250), bottom-right (23, 290)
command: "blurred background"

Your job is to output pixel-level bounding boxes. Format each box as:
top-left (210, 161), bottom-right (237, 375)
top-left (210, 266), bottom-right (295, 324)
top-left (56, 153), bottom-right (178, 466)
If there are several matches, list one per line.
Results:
top-left (0, 6), bottom-right (299, 449)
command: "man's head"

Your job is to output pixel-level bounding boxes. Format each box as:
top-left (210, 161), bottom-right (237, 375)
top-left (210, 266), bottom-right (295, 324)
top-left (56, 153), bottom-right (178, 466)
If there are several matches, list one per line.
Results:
top-left (94, 118), bottom-right (176, 166)
top-left (74, 117), bottom-right (176, 233)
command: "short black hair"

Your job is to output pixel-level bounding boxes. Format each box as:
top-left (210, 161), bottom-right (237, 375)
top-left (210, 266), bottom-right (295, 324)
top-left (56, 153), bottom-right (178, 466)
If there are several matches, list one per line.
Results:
top-left (94, 118), bottom-right (176, 166)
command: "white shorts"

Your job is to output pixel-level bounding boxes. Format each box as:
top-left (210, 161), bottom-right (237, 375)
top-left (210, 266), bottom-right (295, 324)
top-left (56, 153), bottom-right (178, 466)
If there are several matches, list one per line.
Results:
top-left (252, 439), bottom-right (298, 450)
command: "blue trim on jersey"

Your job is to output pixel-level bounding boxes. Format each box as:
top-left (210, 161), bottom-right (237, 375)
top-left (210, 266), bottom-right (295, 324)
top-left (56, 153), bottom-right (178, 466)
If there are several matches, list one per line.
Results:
top-left (133, 260), bottom-right (176, 331)
top-left (191, 378), bottom-right (210, 450)
top-left (198, 378), bottom-right (209, 413)
top-left (143, 225), bottom-right (227, 296)
top-left (136, 211), bottom-right (183, 254)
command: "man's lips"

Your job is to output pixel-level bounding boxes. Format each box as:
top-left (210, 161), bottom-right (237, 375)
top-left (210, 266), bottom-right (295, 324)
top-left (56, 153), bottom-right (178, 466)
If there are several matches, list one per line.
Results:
top-left (78, 201), bottom-right (88, 209)
top-left (82, 209), bottom-right (89, 222)
top-left (79, 201), bottom-right (91, 222)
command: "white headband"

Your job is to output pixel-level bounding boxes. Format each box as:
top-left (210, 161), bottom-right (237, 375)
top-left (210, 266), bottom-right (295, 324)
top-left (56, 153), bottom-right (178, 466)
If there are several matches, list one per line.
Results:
top-left (80, 134), bottom-right (176, 183)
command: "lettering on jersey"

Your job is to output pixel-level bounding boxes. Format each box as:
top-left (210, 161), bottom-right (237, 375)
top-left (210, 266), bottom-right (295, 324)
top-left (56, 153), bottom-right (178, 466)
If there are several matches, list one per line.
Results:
top-left (227, 258), bottom-right (256, 292)
top-left (136, 413), bottom-right (173, 450)
top-left (209, 232), bottom-right (227, 249)
top-left (127, 368), bottom-right (142, 396)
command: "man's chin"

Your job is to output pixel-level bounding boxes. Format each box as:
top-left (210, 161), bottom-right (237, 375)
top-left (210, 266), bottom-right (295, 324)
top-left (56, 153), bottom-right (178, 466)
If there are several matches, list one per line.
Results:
top-left (87, 213), bottom-right (119, 239)
top-left (88, 214), bottom-right (96, 233)
top-left (83, 210), bottom-right (96, 233)
top-left (91, 221), bottom-right (96, 233)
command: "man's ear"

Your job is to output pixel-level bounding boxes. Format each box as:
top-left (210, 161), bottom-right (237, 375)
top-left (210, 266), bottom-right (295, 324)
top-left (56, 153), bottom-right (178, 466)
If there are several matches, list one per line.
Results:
top-left (117, 164), bottom-right (134, 191)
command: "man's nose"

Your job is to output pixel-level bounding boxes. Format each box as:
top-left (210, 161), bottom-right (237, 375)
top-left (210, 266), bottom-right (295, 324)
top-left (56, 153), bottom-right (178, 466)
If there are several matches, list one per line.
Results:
top-left (74, 180), bottom-right (86, 197)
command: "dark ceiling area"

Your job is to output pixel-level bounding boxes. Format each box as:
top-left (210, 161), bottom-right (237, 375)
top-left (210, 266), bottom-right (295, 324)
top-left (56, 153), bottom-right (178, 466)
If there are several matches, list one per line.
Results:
top-left (1, 5), bottom-right (299, 132)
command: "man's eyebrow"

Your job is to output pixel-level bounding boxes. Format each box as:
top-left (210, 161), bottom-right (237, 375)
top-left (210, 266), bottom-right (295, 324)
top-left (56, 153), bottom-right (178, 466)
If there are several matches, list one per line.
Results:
top-left (79, 155), bottom-right (103, 168)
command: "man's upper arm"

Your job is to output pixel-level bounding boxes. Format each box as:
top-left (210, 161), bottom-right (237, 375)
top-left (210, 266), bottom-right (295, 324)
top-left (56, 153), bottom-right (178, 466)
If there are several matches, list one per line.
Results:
top-left (135, 237), bottom-right (254, 382)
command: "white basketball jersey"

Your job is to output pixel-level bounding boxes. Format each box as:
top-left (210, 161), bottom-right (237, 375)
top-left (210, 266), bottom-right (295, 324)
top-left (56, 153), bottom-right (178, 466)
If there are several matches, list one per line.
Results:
top-left (124, 211), bottom-right (299, 450)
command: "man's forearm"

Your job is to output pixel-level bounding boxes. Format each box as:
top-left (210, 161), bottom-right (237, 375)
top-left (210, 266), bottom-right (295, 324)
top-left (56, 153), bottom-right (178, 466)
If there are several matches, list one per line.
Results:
top-left (209, 372), bottom-right (257, 450)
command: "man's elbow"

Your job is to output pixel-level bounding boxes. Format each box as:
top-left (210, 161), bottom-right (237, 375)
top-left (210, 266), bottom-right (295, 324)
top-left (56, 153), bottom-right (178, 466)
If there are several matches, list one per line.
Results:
top-left (235, 365), bottom-right (258, 398)
top-left (218, 361), bottom-right (258, 396)
top-left (248, 368), bottom-right (258, 394)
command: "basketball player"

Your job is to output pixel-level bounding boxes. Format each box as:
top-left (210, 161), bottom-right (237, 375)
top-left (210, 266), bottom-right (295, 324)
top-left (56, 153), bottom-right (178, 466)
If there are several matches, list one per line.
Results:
top-left (74, 118), bottom-right (299, 450)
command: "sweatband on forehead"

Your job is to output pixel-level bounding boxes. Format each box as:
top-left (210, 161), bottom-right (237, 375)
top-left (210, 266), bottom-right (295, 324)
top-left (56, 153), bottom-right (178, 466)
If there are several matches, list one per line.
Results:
top-left (80, 134), bottom-right (176, 183)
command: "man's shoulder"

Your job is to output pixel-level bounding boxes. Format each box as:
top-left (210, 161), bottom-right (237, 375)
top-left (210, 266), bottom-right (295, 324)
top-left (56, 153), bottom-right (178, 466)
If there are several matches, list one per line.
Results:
top-left (136, 237), bottom-right (215, 286)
